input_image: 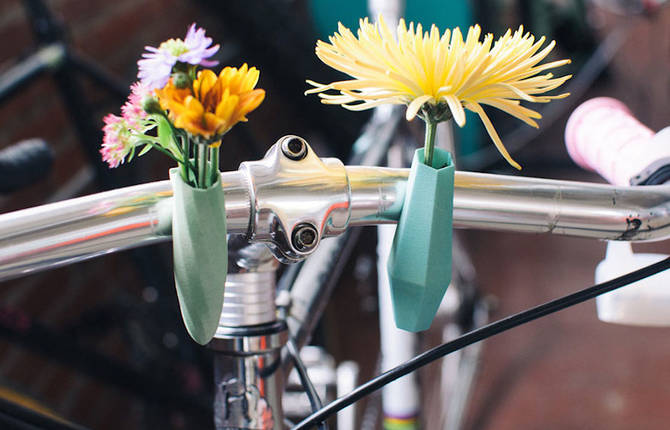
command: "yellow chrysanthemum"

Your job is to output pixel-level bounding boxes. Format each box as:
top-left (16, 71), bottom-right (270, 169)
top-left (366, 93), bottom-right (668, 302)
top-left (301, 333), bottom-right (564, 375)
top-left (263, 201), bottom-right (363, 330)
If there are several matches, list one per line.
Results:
top-left (157, 63), bottom-right (265, 139)
top-left (306, 17), bottom-right (572, 169)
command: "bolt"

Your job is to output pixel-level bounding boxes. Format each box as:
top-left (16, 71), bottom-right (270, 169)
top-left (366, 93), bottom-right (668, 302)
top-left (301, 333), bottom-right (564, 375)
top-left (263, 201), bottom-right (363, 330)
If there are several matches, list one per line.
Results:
top-left (281, 136), bottom-right (308, 160)
top-left (292, 223), bottom-right (318, 252)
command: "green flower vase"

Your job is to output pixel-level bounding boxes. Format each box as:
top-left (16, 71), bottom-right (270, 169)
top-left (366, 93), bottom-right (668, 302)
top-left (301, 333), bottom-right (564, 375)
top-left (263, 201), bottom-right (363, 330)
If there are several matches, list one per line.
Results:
top-left (387, 147), bottom-right (454, 332)
top-left (170, 168), bottom-right (228, 345)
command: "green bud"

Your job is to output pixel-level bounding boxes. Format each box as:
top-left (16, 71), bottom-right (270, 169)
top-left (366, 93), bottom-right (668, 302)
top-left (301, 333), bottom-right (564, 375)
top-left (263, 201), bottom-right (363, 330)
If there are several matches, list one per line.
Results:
top-left (419, 102), bottom-right (453, 124)
top-left (173, 72), bottom-right (191, 89)
top-left (142, 96), bottom-right (163, 115)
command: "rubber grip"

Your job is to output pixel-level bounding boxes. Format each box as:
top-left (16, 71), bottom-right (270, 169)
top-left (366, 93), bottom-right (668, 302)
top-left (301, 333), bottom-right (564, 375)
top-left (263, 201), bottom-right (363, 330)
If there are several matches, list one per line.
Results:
top-left (0, 139), bottom-right (53, 193)
top-left (564, 97), bottom-right (670, 185)
top-left (565, 97), bottom-right (658, 185)
top-left (565, 97), bottom-right (670, 185)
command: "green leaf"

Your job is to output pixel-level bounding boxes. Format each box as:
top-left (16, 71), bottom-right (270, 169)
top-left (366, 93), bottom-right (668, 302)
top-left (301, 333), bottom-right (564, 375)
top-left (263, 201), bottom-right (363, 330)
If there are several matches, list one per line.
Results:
top-left (157, 116), bottom-right (173, 150)
top-left (138, 143), bottom-right (153, 157)
top-left (127, 146), bottom-right (136, 162)
top-left (157, 116), bottom-right (185, 160)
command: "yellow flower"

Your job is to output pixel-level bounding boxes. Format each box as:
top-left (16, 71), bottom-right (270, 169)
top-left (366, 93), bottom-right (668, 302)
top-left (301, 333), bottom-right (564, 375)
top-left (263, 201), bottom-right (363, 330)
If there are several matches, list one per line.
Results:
top-left (157, 64), bottom-right (265, 140)
top-left (306, 17), bottom-right (571, 169)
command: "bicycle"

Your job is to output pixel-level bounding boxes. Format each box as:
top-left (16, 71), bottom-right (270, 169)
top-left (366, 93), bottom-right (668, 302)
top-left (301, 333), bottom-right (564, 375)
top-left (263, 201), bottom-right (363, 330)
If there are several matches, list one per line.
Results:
top-left (1, 96), bottom-right (670, 428)
top-left (5, 0), bottom-right (670, 426)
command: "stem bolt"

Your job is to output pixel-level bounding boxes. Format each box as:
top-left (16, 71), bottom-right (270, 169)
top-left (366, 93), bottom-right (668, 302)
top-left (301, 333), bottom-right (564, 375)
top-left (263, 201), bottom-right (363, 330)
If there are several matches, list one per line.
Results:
top-left (281, 136), bottom-right (308, 161)
top-left (292, 223), bottom-right (318, 252)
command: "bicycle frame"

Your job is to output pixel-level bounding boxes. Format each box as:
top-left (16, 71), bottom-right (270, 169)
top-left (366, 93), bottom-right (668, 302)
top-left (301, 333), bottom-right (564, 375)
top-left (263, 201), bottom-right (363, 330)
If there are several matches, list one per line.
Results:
top-left (1, 137), bottom-right (670, 428)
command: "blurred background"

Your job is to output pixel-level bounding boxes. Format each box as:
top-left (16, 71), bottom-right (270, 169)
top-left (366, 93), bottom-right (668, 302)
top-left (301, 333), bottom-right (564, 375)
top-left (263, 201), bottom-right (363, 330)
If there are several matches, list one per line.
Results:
top-left (1, 0), bottom-right (670, 429)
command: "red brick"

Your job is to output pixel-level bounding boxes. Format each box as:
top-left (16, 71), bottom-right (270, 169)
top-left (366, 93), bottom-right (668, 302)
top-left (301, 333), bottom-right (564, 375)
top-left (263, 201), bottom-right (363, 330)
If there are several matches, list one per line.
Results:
top-left (0, 78), bottom-right (57, 143)
top-left (0, 1), bottom-right (24, 29)
top-left (55, 0), bottom-right (121, 26)
top-left (0, 19), bottom-right (35, 63)
top-left (66, 377), bottom-right (108, 426)
top-left (48, 134), bottom-right (86, 183)
top-left (39, 366), bottom-right (82, 410)
top-left (69, 0), bottom-right (154, 61)
top-left (3, 346), bottom-right (48, 388)
top-left (2, 99), bottom-right (70, 149)
top-left (96, 328), bottom-right (130, 363)
top-left (10, 270), bottom-right (74, 317)
top-left (97, 393), bottom-right (140, 430)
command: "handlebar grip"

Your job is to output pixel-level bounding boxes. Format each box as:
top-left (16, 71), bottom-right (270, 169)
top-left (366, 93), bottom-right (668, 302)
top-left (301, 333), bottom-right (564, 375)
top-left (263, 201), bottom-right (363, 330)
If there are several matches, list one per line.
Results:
top-left (0, 139), bottom-right (53, 193)
top-left (565, 97), bottom-right (670, 185)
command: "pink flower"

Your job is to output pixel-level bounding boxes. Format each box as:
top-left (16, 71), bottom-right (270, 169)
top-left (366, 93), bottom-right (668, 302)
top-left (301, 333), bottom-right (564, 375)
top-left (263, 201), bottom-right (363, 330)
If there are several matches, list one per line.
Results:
top-left (137, 23), bottom-right (219, 90)
top-left (101, 114), bottom-right (133, 168)
top-left (121, 82), bottom-right (149, 127)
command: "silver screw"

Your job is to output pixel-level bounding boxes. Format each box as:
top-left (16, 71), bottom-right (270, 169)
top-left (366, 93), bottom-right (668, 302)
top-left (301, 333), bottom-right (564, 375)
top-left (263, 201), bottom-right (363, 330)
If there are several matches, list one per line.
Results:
top-left (292, 223), bottom-right (318, 252)
top-left (281, 136), bottom-right (308, 161)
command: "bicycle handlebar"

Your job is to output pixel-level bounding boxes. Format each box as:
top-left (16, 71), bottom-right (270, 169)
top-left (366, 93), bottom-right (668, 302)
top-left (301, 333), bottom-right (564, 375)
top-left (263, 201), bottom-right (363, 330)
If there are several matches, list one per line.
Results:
top-left (1, 137), bottom-right (669, 281)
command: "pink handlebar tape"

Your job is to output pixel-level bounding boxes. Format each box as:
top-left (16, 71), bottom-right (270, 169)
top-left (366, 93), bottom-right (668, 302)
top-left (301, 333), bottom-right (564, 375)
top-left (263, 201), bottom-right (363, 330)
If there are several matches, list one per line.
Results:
top-left (565, 97), bottom-right (659, 185)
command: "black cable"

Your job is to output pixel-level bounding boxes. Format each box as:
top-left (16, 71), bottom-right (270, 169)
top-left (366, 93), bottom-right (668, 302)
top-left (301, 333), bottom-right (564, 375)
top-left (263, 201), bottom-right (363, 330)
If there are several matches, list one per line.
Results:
top-left (285, 339), bottom-right (328, 430)
top-left (291, 256), bottom-right (670, 429)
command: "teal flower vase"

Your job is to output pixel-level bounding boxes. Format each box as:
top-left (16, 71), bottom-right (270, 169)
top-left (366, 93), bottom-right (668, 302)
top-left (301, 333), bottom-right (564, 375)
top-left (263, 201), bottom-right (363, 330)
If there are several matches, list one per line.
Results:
top-left (170, 168), bottom-right (228, 345)
top-left (387, 148), bottom-right (454, 332)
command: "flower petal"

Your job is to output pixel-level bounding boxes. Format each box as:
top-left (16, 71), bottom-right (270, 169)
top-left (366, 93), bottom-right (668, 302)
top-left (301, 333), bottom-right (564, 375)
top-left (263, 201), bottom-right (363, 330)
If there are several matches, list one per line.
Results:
top-left (467, 102), bottom-right (521, 170)
top-left (443, 94), bottom-right (466, 127)
top-left (405, 94), bottom-right (432, 121)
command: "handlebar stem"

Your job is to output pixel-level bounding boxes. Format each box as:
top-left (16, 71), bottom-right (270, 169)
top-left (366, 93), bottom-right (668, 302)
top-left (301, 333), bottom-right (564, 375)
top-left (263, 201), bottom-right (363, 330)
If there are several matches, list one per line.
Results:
top-left (209, 242), bottom-right (286, 430)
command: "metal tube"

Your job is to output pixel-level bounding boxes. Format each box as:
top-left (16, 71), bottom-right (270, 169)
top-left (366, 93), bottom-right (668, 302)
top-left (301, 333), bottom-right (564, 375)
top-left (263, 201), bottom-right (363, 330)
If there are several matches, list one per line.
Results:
top-left (346, 167), bottom-right (670, 241)
top-left (211, 243), bottom-right (285, 430)
top-left (211, 336), bottom-right (285, 430)
top-left (0, 172), bottom-right (249, 281)
top-left (1, 167), bottom-right (670, 282)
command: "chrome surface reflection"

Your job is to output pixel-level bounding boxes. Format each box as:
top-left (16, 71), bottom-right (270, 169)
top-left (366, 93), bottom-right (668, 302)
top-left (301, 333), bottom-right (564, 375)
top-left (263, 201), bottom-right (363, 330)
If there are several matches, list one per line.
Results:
top-left (211, 327), bottom-right (286, 430)
top-left (1, 138), bottom-right (670, 281)
top-left (0, 172), bottom-right (249, 281)
top-left (239, 135), bottom-right (350, 263)
top-left (345, 166), bottom-right (670, 240)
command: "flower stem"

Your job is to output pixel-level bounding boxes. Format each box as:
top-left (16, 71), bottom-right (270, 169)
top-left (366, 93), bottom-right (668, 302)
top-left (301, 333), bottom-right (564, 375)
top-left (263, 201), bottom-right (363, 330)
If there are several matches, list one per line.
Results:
top-left (209, 145), bottom-right (219, 185)
top-left (424, 119), bottom-right (438, 168)
top-left (197, 143), bottom-right (207, 188)
top-left (145, 141), bottom-right (182, 164)
top-left (179, 135), bottom-right (189, 183)
top-left (193, 142), bottom-right (199, 186)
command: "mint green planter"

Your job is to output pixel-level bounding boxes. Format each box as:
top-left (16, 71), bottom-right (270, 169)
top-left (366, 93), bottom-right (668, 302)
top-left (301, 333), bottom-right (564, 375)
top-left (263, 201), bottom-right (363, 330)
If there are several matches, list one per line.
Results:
top-left (170, 169), bottom-right (227, 345)
top-left (387, 148), bottom-right (454, 332)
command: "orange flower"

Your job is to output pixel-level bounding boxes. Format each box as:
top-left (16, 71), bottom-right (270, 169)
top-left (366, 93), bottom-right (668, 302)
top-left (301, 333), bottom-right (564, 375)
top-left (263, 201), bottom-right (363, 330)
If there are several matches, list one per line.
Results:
top-left (157, 64), bottom-right (265, 139)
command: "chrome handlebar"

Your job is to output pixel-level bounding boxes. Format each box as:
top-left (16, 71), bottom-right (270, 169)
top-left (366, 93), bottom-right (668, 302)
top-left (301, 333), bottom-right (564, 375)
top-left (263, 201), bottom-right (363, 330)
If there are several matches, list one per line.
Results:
top-left (1, 136), bottom-right (670, 281)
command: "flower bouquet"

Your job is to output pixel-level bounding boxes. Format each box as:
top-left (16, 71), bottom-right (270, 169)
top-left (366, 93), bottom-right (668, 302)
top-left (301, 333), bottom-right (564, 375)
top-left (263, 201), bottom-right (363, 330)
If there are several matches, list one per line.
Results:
top-left (307, 17), bottom-right (570, 331)
top-left (101, 24), bottom-right (264, 344)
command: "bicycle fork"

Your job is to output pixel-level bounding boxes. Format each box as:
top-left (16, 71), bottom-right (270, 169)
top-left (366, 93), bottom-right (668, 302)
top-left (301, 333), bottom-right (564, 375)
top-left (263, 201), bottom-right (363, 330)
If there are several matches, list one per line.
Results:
top-left (209, 242), bottom-right (286, 429)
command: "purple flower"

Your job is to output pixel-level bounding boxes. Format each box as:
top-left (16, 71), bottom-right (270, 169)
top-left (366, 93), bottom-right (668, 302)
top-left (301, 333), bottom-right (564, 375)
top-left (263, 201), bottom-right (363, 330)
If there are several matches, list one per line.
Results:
top-left (181, 24), bottom-right (220, 67)
top-left (138, 23), bottom-right (220, 90)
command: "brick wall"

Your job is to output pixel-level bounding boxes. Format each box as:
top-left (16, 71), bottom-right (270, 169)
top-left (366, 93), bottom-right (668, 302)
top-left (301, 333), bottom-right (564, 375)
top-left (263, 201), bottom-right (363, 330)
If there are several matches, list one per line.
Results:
top-left (0, 2), bottom-right (222, 429)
